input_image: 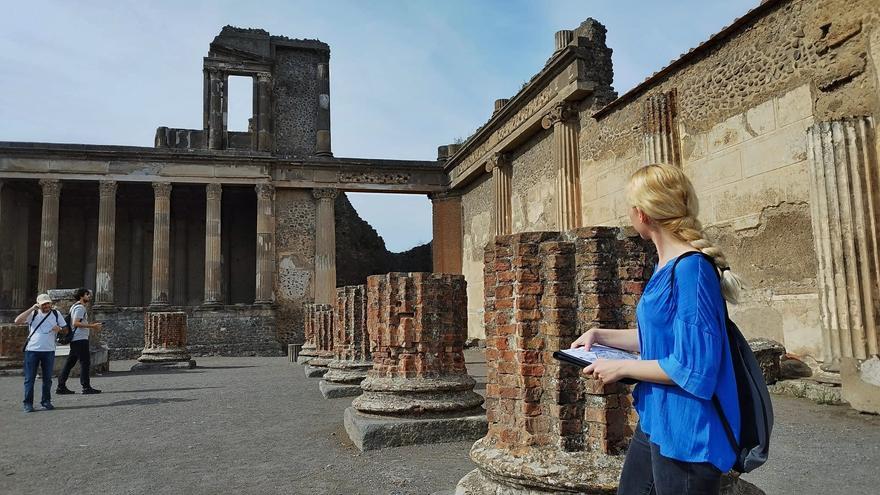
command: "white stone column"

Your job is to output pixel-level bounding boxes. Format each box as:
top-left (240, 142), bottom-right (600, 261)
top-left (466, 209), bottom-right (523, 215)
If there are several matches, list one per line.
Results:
top-left (542, 102), bottom-right (582, 231)
top-left (150, 182), bottom-right (172, 307)
top-left (255, 183), bottom-right (276, 304)
top-left (807, 116), bottom-right (880, 370)
top-left (313, 188), bottom-right (338, 304)
top-left (486, 153), bottom-right (512, 236)
top-left (204, 183), bottom-right (223, 306)
top-left (94, 180), bottom-right (117, 307)
top-left (37, 179), bottom-right (61, 293)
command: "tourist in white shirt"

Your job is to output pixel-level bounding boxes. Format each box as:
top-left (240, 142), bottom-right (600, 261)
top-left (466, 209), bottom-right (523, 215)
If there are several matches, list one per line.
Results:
top-left (57, 288), bottom-right (103, 394)
top-left (14, 293), bottom-right (68, 413)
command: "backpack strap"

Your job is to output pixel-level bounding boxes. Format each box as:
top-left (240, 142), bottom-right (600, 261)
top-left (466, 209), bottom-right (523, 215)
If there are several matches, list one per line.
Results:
top-left (22, 310), bottom-right (54, 350)
top-left (668, 251), bottom-right (740, 454)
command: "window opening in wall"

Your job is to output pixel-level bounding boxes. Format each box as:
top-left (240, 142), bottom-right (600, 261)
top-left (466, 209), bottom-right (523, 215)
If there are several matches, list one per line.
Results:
top-left (226, 76), bottom-right (253, 132)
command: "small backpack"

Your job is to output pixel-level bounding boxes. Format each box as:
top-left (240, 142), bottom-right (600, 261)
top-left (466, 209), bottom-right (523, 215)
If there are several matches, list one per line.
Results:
top-left (670, 251), bottom-right (773, 474)
top-left (57, 303), bottom-right (81, 345)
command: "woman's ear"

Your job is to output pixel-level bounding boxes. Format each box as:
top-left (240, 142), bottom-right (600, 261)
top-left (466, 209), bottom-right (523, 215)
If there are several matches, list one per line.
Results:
top-left (636, 208), bottom-right (650, 225)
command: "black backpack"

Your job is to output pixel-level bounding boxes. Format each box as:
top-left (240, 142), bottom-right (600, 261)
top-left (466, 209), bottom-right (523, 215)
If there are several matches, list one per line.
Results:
top-left (56, 303), bottom-right (81, 345)
top-left (670, 251), bottom-right (773, 474)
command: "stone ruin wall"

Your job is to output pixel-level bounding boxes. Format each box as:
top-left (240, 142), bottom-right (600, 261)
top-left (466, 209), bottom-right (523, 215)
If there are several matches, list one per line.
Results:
top-left (456, 0), bottom-right (880, 359)
top-left (273, 48), bottom-right (323, 157)
top-left (274, 188), bottom-right (317, 348)
top-left (461, 173), bottom-right (494, 339)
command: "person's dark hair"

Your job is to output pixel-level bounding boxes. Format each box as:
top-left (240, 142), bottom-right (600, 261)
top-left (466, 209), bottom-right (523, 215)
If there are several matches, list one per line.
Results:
top-left (74, 288), bottom-right (91, 301)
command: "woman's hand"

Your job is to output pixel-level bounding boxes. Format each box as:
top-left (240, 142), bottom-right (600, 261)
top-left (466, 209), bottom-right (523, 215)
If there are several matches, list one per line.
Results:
top-left (583, 359), bottom-right (630, 384)
top-left (570, 328), bottom-right (602, 350)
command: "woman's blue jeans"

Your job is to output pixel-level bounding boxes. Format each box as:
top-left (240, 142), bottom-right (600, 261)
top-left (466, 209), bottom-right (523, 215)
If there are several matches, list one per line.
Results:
top-left (617, 424), bottom-right (722, 495)
top-left (23, 350), bottom-right (55, 406)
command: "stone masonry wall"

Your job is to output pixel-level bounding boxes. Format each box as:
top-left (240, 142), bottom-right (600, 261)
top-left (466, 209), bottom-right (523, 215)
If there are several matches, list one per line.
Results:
top-left (275, 188), bottom-right (317, 347)
top-left (453, 0), bottom-right (880, 358)
top-left (273, 48), bottom-right (323, 157)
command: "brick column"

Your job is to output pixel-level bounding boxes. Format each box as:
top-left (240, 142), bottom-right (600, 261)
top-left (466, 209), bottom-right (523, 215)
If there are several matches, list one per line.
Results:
top-left (321, 285), bottom-right (372, 398)
top-left (94, 180), bottom-right (117, 307)
top-left (542, 102), bottom-right (582, 230)
top-left (344, 272), bottom-right (485, 451)
top-left (297, 303), bottom-right (320, 364)
top-left (150, 182), bottom-right (172, 307)
top-left (430, 192), bottom-right (463, 274)
top-left (37, 179), bottom-right (61, 293)
top-left (254, 183), bottom-right (275, 304)
top-left (132, 311), bottom-right (195, 370)
top-left (302, 303), bottom-right (334, 377)
top-left (204, 183), bottom-right (223, 306)
top-left (312, 188), bottom-right (337, 304)
top-left (487, 153), bottom-right (512, 236)
top-left (807, 116), bottom-right (880, 370)
top-left (457, 228), bottom-right (654, 494)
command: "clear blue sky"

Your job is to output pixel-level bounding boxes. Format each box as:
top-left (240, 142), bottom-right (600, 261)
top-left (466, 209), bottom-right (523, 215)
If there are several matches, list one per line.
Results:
top-left (0, 0), bottom-right (756, 251)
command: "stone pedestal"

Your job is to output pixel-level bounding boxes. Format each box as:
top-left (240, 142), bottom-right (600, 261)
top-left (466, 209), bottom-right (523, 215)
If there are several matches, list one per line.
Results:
top-left (321, 285), bottom-right (372, 399)
top-left (345, 272), bottom-right (486, 451)
top-left (131, 311), bottom-right (195, 371)
top-left (0, 323), bottom-right (27, 370)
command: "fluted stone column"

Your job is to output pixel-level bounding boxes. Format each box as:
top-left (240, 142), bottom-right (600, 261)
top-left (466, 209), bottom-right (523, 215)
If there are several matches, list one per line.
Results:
top-left (303, 303), bottom-right (335, 378)
top-left (150, 182), bottom-right (172, 307)
top-left (255, 183), bottom-right (275, 304)
top-left (542, 101), bottom-right (582, 230)
top-left (642, 90), bottom-right (681, 166)
top-left (37, 179), bottom-right (61, 293)
top-left (10, 192), bottom-right (28, 307)
top-left (486, 152), bottom-right (512, 236)
top-left (204, 183), bottom-right (223, 306)
top-left (313, 188), bottom-right (338, 304)
top-left (315, 62), bottom-right (332, 157)
top-left (94, 180), bottom-right (117, 307)
top-left (172, 202), bottom-right (188, 306)
top-left (807, 116), bottom-right (880, 370)
top-left (207, 68), bottom-right (224, 150)
top-left (132, 311), bottom-right (195, 371)
top-left (297, 302), bottom-right (320, 364)
top-left (256, 72), bottom-right (273, 152)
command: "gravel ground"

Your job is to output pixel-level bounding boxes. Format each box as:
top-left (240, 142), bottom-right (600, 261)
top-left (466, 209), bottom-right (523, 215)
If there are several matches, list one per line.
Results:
top-left (0, 351), bottom-right (877, 495)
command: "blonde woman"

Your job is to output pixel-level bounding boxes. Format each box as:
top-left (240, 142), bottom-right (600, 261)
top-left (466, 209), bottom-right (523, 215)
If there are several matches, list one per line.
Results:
top-left (571, 164), bottom-right (743, 494)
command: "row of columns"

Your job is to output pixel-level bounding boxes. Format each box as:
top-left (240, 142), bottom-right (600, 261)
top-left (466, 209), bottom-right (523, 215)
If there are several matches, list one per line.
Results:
top-left (205, 67), bottom-right (273, 152)
top-left (24, 179), bottom-right (278, 308)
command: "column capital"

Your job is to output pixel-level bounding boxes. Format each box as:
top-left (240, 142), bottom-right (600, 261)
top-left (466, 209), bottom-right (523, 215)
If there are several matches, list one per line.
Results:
top-left (255, 183), bottom-right (275, 200)
top-left (256, 71), bottom-right (272, 82)
top-left (207, 66), bottom-right (221, 77)
top-left (428, 190), bottom-right (461, 201)
top-left (312, 188), bottom-right (338, 201)
top-left (541, 101), bottom-right (578, 129)
top-left (485, 152), bottom-right (510, 174)
top-left (152, 182), bottom-right (172, 198)
top-left (99, 180), bottom-right (118, 197)
top-left (206, 183), bottom-right (223, 200)
top-left (39, 179), bottom-right (62, 198)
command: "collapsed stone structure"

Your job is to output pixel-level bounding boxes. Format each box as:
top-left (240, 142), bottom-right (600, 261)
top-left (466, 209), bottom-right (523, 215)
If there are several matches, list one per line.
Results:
top-left (319, 284), bottom-right (371, 398)
top-left (303, 303), bottom-right (334, 378)
top-left (344, 272), bottom-right (486, 451)
top-left (0, 26), bottom-right (442, 358)
top-left (438, 0), bottom-right (880, 379)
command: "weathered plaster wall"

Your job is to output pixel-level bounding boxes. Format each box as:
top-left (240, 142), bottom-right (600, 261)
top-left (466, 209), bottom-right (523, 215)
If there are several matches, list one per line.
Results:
top-left (460, 174), bottom-right (493, 339)
top-left (510, 128), bottom-right (556, 232)
top-left (274, 188), bottom-right (317, 346)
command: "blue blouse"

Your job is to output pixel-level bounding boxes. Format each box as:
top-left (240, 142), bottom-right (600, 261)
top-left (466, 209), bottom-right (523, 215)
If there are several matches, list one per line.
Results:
top-left (633, 253), bottom-right (740, 472)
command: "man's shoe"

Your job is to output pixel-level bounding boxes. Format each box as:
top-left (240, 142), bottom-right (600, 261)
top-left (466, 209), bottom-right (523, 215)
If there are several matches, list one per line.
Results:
top-left (56, 386), bottom-right (76, 395)
top-left (82, 388), bottom-right (102, 394)
top-left (22, 403), bottom-right (34, 413)
top-left (41, 402), bottom-right (55, 410)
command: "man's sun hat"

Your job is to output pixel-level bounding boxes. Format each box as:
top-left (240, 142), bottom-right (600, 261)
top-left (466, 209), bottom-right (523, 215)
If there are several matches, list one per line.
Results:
top-left (36, 294), bottom-right (52, 305)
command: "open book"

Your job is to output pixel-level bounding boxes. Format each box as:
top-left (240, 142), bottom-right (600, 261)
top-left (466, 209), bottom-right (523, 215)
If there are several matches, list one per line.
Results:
top-left (552, 345), bottom-right (640, 384)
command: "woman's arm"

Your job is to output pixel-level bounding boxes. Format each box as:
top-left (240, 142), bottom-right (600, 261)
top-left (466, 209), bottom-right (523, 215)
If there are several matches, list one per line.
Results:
top-left (571, 328), bottom-right (640, 353)
top-left (583, 359), bottom-right (675, 385)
